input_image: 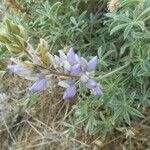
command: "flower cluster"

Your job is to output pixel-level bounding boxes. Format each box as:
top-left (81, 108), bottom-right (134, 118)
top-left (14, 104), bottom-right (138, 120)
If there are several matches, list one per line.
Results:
top-left (0, 19), bottom-right (101, 100)
top-left (51, 48), bottom-right (102, 99)
top-left (8, 40), bottom-right (102, 99)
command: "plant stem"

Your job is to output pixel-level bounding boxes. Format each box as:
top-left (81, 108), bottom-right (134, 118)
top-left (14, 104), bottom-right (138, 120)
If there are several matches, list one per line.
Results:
top-left (36, 64), bottom-right (78, 78)
top-left (95, 63), bottom-right (130, 81)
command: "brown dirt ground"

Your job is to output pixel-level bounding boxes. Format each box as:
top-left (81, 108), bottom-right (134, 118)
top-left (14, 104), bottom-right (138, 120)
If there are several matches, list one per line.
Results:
top-left (0, 74), bottom-right (150, 150)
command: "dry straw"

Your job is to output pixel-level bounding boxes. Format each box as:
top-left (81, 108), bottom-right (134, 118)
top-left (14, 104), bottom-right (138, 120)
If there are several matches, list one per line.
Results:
top-left (107, 0), bottom-right (119, 12)
top-left (3, 0), bottom-right (23, 13)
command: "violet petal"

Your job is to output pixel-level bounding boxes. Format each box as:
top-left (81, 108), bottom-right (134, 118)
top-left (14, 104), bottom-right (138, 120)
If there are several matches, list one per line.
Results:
top-left (91, 86), bottom-right (102, 96)
top-left (8, 65), bottom-right (26, 72)
top-left (70, 64), bottom-right (81, 76)
top-left (86, 79), bottom-right (97, 88)
top-left (63, 80), bottom-right (74, 85)
top-left (67, 48), bottom-right (75, 64)
top-left (29, 79), bottom-right (46, 92)
top-left (87, 56), bottom-right (98, 72)
top-left (63, 85), bottom-right (76, 100)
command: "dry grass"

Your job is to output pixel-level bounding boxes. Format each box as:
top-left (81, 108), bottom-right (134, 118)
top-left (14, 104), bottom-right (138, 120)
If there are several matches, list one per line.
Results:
top-left (0, 74), bottom-right (150, 150)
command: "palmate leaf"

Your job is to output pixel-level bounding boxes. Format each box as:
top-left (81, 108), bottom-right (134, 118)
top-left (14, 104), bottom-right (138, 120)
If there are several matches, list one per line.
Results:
top-left (85, 112), bottom-right (97, 135)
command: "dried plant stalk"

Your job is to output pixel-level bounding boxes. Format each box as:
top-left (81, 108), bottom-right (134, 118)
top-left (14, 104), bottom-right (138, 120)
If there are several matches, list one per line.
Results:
top-left (107, 0), bottom-right (119, 12)
top-left (3, 0), bottom-right (23, 13)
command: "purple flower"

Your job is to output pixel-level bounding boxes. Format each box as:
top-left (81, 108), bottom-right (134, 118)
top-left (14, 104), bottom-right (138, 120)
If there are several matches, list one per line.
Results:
top-left (70, 64), bottom-right (81, 76)
top-left (86, 79), bottom-right (97, 88)
top-left (87, 56), bottom-right (98, 72)
top-left (63, 85), bottom-right (76, 100)
top-left (86, 79), bottom-right (102, 96)
top-left (67, 48), bottom-right (75, 65)
top-left (63, 80), bottom-right (74, 85)
top-left (8, 65), bottom-right (27, 73)
top-left (8, 64), bottom-right (32, 77)
top-left (91, 86), bottom-right (102, 96)
top-left (8, 47), bottom-right (102, 100)
top-left (29, 79), bottom-right (47, 92)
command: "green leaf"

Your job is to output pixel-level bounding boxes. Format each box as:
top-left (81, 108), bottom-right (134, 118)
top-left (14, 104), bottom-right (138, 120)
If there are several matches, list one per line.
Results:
top-left (70, 17), bottom-right (77, 25)
top-left (120, 43), bottom-right (131, 56)
top-left (110, 24), bottom-right (127, 35)
top-left (129, 107), bottom-right (144, 118)
top-left (136, 21), bottom-right (145, 31)
top-left (0, 34), bottom-right (11, 44)
top-left (123, 111), bottom-right (131, 126)
top-left (137, 7), bottom-right (150, 20)
top-left (13, 35), bottom-right (26, 47)
top-left (113, 107), bottom-right (123, 122)
top-left (124, 25), bottom-right (133, 39)
top-left (106, 13), bottom-right (131, 22)
top-left (121, 0), bottom-right (140, 9)
top-left (6, 44), bottom-right (22, 54)
top-left (4, 18), bottom-right (12, 33)
top-left (109, 99), bottom-right (122, 107)
top-left (0, 47), bottom-right (7, 56)
top-left (51, 2), bottom-right (62, 12)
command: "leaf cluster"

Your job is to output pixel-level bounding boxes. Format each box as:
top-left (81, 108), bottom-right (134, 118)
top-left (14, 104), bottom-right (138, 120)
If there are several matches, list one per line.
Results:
top-left (0, 0), bottom-right (150, 142)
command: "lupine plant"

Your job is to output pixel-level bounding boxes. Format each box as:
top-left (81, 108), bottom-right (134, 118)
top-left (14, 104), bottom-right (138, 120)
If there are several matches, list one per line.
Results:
top-left (0, 18), bottom-right (102, 100)
top-left (0, 0), bottom-right (150, 147)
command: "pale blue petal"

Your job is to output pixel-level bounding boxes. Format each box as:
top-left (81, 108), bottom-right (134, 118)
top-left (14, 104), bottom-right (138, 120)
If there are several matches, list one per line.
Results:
top-left (86, 79), bottom-right (97, 88)
top-left (87, 56), bottom-right (98, 72)
top-left (8, 65), bottom-right (26, 72)
top-left (63, 85), bottom-right (76, 100)
top-left (92, 86), bottom-right (102, 96)
top-left (29, 79), bottom-right (46, 92)
top-left (70, 64), bottom-right (81, 76)
top-left (63, 80), bottom-right (74, 85)
top-left (67, 48), bottom-right (75, 64)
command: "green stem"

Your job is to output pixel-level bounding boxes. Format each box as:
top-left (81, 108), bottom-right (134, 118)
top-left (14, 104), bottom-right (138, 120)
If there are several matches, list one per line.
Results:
top-left (95, 63), bottom-right (130, 81)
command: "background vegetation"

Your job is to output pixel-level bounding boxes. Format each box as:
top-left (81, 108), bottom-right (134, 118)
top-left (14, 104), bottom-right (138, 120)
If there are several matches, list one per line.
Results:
top-left (0, 0), bottom-right (150, 149)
